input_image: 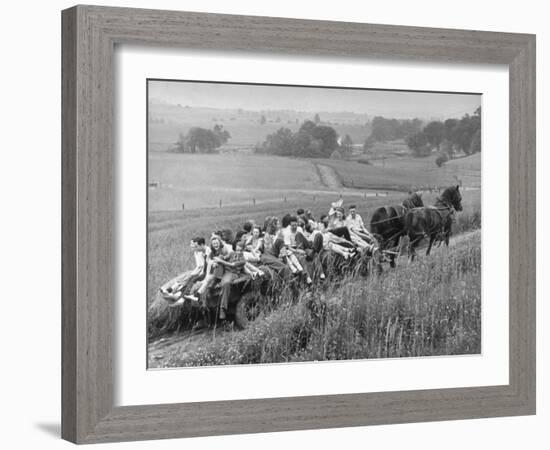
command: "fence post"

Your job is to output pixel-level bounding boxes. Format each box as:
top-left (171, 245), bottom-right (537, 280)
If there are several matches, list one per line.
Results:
top-left (253, 198), bottom-right (256, 206)
top-left (284, 196), bottom-right (287, 202)
top-left (181, 203), bottom-right (185, 210)
top-left (219, 199), bottom-right (222, 208)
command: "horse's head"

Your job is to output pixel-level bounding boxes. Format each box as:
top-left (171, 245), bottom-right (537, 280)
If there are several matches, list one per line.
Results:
top-left (442, 185), bottom-right (463, 211)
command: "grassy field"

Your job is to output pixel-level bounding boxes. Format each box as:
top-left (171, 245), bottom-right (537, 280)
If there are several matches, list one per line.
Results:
top-left (319, 152), bottom-right (481, 191)
top-left (149, 153), bottom-right (330, 211)
top-left (149, 230), bottom-right (481, 367)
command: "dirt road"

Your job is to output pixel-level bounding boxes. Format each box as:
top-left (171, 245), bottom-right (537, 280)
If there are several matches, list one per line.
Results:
top-left (315, 163), bottom-right (343, 189)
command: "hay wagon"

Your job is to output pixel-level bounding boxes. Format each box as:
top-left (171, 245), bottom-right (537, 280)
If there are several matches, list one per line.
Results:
top-left (158, 267), bottom-right (289, 329)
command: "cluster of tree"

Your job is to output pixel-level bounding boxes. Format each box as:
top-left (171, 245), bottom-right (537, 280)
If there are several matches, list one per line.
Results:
top-left (174, 124), bottom-right (231, 154)
top-left (256, 120), bottom-right (341, 158)
top-left (368, 116), bottom-right (423, 142)
top-left (406, 107), bottom-right (481, 159)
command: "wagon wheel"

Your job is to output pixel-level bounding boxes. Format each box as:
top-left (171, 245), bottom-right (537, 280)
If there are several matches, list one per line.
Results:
top-left (234, 291), bottom-right (262, 329)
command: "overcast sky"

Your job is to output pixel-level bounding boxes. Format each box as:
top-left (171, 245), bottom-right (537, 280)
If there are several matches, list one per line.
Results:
top-left (148, 80), bottom-right (480, 119)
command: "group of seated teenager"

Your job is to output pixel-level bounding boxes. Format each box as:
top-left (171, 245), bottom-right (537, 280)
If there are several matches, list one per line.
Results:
top-left (160, 200), bottom-right (378, 320)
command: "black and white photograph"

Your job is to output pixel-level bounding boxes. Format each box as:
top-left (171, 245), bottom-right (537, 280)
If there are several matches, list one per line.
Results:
top-left (2, 0), bottom-right (545, 447)
top-left (147, 80), bottom-right (482, 368)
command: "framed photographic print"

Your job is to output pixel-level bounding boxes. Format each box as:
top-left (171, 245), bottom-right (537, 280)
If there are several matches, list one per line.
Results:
top-left (62, 5), bottom-right (536, 444)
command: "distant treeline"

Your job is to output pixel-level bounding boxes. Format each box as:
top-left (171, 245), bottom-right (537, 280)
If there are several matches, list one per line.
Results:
top-left (406, 107), bottom-right (481, 160)
top-left (254, 120), bottom-right (351, 159)
top-left (367, 117), bottom-right (423, 143)
top-left (171, 107), bottom-right (480, 164)
top-left (365, 108), bottom-right (481, 162)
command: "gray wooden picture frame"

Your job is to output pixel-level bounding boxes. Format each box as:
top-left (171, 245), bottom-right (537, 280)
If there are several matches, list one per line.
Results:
top-left (61, 5), bottom-right (536, 444)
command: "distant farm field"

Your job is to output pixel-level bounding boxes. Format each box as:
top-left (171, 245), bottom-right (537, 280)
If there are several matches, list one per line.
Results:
top-left (148, 152), bottom-right (480, 211)
top-left (320, 152), bottom-right (481, 191)
top-left (148, 153), bottom-right (332, 211)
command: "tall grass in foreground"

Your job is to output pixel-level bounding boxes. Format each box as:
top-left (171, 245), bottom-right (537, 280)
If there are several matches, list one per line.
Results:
top-left (157, 231), bottom-right (481, 367)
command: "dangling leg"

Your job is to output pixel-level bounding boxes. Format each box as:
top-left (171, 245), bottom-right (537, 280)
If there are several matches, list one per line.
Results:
top-left (426, 235), bottom-right (435, 256)
top-left (219, 271), bottom-right (237, 320)
top-left (390, 237), bottom-right (400, 268)
top-left (444, 226), bottom-right (451, 248)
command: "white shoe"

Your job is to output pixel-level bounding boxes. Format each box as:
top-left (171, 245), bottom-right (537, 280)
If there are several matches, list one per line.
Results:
top-left (169, 297), bottom-right (185, 308)
top-left (183, 294), bottom-right (199, 303)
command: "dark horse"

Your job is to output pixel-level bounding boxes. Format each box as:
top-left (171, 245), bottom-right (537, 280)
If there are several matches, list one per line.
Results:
top-left (370, 192), bottom-right (424, 268)
top-left (404, 185), bottom-right (463, 261)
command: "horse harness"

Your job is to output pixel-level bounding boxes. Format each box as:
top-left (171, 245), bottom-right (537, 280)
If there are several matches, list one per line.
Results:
top-left (371, 202), bottom-right (423, 254)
